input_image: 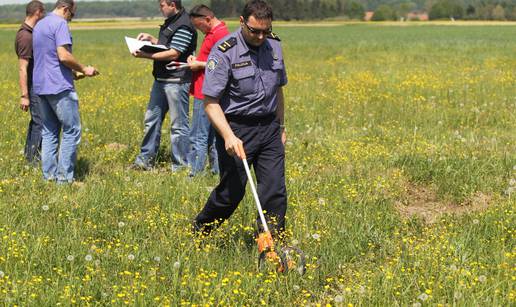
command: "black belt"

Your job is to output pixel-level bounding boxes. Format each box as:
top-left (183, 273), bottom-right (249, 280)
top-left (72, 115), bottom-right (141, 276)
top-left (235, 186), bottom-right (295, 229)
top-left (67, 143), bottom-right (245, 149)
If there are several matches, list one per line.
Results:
top-left (226, 113), bottom-right (276, 126)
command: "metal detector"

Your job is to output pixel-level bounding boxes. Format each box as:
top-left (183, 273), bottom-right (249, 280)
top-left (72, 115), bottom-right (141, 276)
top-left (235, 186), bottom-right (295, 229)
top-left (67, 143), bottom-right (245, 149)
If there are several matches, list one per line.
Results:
top-left (242, 158), bottom-right (306, 275)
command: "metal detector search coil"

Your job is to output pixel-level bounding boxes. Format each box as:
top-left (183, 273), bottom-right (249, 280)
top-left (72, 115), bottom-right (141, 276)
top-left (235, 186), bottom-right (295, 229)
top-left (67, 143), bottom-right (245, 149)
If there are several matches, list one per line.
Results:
top-left (242, 158), bottom-right (306, 275)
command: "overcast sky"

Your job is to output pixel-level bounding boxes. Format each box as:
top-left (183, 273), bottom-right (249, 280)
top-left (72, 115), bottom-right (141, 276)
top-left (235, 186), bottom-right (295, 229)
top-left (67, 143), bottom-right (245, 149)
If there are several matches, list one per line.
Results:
top-left (0, 0), bottom-right (124, 4)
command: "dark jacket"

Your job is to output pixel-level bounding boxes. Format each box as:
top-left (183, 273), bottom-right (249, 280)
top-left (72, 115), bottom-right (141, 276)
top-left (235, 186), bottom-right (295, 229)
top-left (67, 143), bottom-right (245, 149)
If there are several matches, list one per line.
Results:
top-left (153, 9), bottom-right (197, 82)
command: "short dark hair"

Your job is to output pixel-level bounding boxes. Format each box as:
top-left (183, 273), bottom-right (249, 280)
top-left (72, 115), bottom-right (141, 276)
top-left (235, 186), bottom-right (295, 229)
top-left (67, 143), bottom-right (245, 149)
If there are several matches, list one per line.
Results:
top-left (160, 0), bottom-right (182, 10)
top-left (242, 0), bottom-right (273, 21)
top-left (189, 5), bottom-right (214, 18)
top-left (54, 0), bottom-right (74, 9)
top-left (26, 0), bottom-right (44, 16)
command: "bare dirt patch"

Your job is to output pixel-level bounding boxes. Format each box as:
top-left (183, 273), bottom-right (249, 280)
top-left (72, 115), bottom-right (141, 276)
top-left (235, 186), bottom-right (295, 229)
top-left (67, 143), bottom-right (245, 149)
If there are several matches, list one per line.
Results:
top-left (395, 185), bottom-right (491, 223)
top-left (106, 143), bottom-right (128, 151)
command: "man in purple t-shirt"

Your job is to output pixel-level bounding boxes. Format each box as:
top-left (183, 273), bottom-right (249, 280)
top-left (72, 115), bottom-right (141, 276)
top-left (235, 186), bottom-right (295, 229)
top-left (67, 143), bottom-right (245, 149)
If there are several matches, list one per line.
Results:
top-left (33, 0), bottom-right (98, 183)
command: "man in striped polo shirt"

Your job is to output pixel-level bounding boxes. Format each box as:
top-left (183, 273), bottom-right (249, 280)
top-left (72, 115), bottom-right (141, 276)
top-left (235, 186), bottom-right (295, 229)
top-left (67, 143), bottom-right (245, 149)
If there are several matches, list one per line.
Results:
top-left (132, 0), bottom-right (197, 171)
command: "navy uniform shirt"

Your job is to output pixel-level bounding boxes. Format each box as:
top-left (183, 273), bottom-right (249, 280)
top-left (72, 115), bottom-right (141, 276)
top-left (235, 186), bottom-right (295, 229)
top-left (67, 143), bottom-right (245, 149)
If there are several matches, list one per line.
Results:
top-left (202, 28), bottom-right (287, 117)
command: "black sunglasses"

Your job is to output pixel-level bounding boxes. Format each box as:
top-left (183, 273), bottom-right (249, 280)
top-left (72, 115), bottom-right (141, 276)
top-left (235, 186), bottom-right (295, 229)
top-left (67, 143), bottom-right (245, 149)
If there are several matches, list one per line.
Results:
top-left (243, 22), bottom-right (272, 36)
top-left (64, 5), bottom-right (75, 18)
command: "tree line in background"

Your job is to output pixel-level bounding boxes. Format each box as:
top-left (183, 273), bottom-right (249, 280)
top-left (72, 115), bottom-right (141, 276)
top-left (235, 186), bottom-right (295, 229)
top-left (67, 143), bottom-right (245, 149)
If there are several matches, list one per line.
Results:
top-left (211, 0), bottom-right (516, 21)
top-left (0, 0), bottom-right (514, 22)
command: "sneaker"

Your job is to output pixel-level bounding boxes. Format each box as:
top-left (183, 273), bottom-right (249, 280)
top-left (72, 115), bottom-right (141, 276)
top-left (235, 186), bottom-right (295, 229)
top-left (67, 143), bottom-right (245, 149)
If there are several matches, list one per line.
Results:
top-left (131, 158), bottom-right (152, 171)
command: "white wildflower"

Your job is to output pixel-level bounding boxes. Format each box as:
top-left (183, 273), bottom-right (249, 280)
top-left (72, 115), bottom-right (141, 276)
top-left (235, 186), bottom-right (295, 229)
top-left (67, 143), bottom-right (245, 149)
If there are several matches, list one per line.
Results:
top-left (118, 221), bottom-right (125, 228)
top-left (417, 293), bottom-right (429, 301)
top-left (311, 233), bottom-right (321, 240)
top-left (334, 295), bottom-right (344, 303)
top-left (358, 286), bottom-right (366, 294)
top-left (41, 205), bottom-right (49, 211)
top-left (128, 254), bottom-right (135, 261)
top-left (478, 275), bottom-right (487, 283)
top-left (67, 255), bottom-right (74, 262)
top-left (85, 254), bottom-right (93, 262)
top-left (154, 256), bottom-right (161, 262)
top-left (173, 261), bottom-right (181, 269)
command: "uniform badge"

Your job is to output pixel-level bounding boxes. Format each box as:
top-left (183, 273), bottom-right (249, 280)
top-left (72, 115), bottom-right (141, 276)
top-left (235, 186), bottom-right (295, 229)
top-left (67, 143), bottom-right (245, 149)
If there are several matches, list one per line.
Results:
top-left (207, 58), bottom-right (218, 73)
top-left (273, 51), bottom-right (278, 60)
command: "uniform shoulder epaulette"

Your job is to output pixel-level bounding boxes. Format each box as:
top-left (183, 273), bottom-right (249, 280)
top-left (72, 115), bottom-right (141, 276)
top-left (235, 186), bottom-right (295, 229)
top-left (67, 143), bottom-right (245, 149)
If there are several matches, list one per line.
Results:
top-left (268, 32), bottom-right (281, 41)
top-left (218, 37), bottom-right (237, 52)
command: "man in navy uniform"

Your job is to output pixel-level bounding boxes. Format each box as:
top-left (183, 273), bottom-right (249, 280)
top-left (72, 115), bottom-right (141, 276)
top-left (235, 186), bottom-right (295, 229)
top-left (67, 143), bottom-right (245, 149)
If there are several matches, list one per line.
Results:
top-left (194, 0), bottom-right (288, 237)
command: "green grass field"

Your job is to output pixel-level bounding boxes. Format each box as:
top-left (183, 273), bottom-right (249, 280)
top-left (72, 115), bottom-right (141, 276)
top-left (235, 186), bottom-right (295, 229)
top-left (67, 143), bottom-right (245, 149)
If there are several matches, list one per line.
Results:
top-left (0, 22), bottom-right (514, 305)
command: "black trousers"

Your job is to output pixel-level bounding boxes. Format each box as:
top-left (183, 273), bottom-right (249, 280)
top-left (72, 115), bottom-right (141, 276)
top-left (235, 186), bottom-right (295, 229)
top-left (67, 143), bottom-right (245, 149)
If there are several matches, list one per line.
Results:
top-left (195, 114), bottom-right (287, 235)
top-left (25, 90), bottom-right (43, 163)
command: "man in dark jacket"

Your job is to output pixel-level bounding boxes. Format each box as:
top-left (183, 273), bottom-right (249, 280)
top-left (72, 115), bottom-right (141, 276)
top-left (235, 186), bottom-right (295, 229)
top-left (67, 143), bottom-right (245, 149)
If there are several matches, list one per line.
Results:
top-left (132, 0), bottom-right (197, 171)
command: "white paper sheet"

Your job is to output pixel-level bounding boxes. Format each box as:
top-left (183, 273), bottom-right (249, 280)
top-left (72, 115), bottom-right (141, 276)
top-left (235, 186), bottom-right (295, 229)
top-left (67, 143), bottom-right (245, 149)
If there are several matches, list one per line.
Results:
top-left (124, 36), bottom-right (168, 53)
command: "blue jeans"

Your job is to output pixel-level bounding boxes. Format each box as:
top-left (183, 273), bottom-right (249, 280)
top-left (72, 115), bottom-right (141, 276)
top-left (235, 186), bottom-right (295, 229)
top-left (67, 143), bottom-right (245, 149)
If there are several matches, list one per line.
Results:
top-left (24, 88), bottom-right (43, 163)
top-left (135, 81), bottom-right (190, 170)
top-left (188, 98), bottom-right (219, 176)
top-left (38, 90), bottom-right (81, 183)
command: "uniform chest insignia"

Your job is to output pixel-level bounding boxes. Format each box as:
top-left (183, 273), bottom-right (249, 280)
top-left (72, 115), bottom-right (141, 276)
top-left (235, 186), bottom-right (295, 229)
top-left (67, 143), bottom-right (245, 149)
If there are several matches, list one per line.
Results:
top-left (231, 61), bottom-right (252, 69)
top-left (272, 51), bottom-right (278, 60)
top-left (218, 37), bottom-right (237, 52)
top-left (267, 32), bottom-right (281, 41)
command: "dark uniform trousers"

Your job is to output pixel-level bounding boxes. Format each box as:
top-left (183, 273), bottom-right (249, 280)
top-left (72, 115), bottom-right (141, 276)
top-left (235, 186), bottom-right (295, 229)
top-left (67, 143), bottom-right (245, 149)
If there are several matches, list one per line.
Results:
top-left (195, 114), bottom-right (287, 236)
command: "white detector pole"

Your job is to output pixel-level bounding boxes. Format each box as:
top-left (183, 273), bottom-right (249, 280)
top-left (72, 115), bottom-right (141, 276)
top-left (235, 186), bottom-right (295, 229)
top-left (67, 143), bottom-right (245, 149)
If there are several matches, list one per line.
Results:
top-left (242, 158), bottom-right (269, 233)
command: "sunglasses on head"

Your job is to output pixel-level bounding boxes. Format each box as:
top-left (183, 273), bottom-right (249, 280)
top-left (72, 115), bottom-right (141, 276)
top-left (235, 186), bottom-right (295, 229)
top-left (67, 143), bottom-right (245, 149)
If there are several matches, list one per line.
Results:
top-left (190, 13), bottom-right (207, 18)
top-left (243, 21), bottom-right (272, 36)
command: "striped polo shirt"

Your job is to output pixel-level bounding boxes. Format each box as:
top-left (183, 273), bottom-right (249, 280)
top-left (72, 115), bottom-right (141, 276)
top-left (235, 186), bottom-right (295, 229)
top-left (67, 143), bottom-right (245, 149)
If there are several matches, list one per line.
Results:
top-left (169, 27), bottom-right (194, 53)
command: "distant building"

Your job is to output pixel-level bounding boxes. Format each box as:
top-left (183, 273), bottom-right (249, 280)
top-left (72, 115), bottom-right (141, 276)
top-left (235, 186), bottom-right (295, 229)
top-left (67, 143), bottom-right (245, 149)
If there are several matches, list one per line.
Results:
top-left (364, 11), bottom-right (374, 21)
top-left (407, 11), bottom-right (429, 21)
top-left (364, 9), bottom-right (428, 22)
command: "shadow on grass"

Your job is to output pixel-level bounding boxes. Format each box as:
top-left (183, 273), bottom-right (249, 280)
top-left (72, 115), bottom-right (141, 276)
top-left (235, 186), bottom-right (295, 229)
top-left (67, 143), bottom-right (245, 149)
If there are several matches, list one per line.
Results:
top-left (75, 157), bottom-right (90, 181)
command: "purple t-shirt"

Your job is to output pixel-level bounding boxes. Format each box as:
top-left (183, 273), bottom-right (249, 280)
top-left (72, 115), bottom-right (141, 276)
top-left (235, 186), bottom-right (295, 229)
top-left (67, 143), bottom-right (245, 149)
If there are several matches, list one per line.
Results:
top-left (33, 13), bottom-right (74, 95)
